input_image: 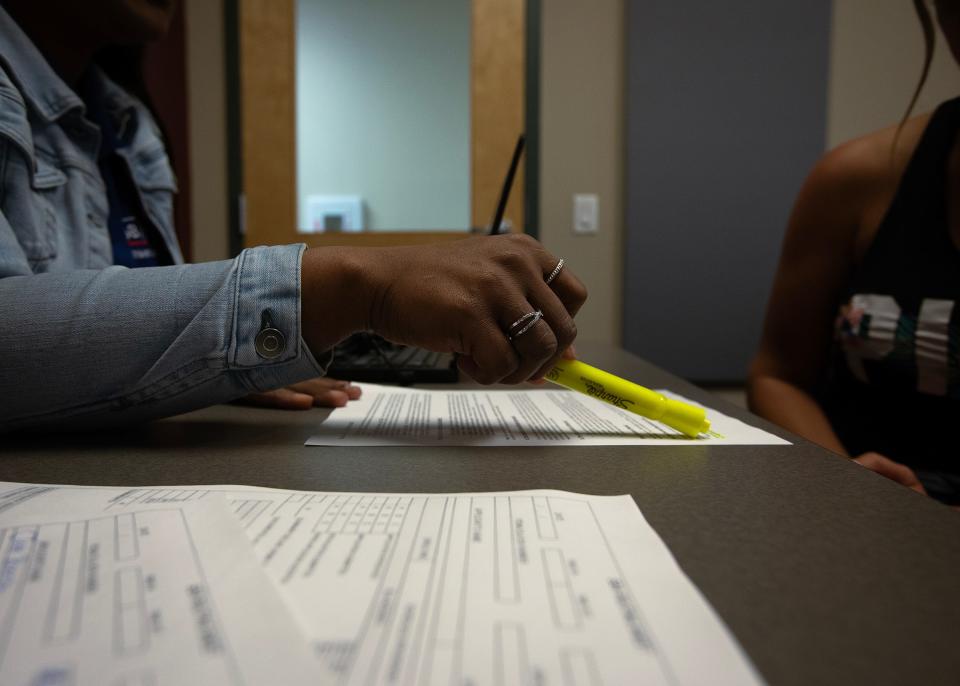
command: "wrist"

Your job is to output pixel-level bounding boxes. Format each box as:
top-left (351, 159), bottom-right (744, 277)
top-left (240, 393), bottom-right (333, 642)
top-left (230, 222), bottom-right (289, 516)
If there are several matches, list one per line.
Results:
top-left (300, 246), bottom-right (377, 353)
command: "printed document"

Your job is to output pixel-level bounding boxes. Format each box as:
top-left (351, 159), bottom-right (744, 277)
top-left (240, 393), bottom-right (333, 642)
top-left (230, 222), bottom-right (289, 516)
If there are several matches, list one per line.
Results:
top-left (0, 484), bottom-right (317, 686)
top-left (306, 383), bottom-right (788, 447)
top-left (3, 483), bottom-right (764, 686)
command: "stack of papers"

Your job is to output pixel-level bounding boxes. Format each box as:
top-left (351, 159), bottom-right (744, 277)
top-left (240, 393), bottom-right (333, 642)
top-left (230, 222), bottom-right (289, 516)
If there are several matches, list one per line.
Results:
top-left (0, 482), bottom-right (765, 685)
top-left (306, 384), bottom-right (789, 447)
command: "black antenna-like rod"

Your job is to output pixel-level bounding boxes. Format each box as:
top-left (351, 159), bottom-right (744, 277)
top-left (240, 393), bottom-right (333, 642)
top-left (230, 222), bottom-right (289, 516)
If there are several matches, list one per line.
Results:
top-left (489, 134), bottom-right (526, 235)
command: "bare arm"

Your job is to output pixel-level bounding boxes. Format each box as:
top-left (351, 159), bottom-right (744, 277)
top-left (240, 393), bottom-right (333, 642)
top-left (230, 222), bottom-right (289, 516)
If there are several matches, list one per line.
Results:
top-left (748, 145), bottom-right (869, 455)
top-left (753, 126), bottom-right (934, 497)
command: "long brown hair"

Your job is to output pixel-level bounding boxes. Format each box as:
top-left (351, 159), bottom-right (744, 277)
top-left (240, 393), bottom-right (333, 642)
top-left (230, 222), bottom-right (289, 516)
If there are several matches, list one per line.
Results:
top-left (894, 0), bottom-right (937, 152)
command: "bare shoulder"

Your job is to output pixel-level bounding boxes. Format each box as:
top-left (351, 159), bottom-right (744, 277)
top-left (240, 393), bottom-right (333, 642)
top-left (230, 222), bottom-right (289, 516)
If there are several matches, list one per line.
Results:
top-left (790, 114), bottom-right (933, 254)
top-left (807, 114), bottom-right (931, 204)
top-left (754, 115), bottom-right (936, 386)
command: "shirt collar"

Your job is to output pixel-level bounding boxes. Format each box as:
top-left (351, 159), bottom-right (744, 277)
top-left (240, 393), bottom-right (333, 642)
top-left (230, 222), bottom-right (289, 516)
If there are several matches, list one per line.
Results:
top-left (83, 68), bottom-right (139, 124)
top-left (81, 68), bottom-right (141, 149)
top-left (0, 5), bottom-right (86, 122)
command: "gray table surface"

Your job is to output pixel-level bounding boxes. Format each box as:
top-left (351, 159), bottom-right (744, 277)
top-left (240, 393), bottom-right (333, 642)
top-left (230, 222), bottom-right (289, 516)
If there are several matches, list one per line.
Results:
top-left (2, 341), bottom-right (958, 686)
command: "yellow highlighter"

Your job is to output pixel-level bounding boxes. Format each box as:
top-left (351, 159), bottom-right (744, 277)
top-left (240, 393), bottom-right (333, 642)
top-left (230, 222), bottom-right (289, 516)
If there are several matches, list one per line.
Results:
top-left (546, 359), bottom-right (711, 438)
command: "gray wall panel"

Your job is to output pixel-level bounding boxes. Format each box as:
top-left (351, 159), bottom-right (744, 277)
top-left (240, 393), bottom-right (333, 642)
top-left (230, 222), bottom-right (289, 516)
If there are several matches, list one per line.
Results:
top-left (623, 0), bottom-right (831, 381)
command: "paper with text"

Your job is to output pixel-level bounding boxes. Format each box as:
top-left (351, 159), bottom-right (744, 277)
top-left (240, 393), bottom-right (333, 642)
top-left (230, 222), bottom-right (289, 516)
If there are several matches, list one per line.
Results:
top-left (0, 484), bottom-right (317, 686)
top-left (306, 384), bottom-right (788, 447)
top-left (12, 483), bottom-right (765, 686)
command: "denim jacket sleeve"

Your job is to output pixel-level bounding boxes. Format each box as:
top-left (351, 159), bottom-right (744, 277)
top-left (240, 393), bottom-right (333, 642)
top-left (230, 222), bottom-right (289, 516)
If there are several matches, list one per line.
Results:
top-left (0, 230), bottom-right (332, 431)
top-left (0, 10), bottom-right (335, 430)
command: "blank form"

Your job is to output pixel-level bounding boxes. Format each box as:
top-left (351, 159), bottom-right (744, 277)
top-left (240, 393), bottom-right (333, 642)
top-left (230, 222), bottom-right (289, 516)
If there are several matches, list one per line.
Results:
top-left (104, 486), bottom-right (765, 686)
top-left (0, 485), bottom-right (316, 686)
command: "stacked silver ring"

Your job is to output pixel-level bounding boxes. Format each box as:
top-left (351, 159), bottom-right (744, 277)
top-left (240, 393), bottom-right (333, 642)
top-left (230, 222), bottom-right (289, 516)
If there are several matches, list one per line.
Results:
top-left (506, 258), bottom-right (563, 341)
top-left (508, 310), bottom-right (543, 340)
top-left (545, 258), bottom-right (565, 285)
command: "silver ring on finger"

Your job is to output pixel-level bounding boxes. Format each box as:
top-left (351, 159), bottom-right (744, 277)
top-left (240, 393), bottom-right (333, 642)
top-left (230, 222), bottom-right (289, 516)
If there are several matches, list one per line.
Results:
top-left (545, 257), bottom-right (565, 285)
top-left (507, 310), bottom-right (543, 341)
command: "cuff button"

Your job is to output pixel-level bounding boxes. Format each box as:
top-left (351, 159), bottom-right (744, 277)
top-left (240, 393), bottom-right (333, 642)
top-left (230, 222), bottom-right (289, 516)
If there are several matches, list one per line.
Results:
top-left (255, 309), bottom-right (287, 359)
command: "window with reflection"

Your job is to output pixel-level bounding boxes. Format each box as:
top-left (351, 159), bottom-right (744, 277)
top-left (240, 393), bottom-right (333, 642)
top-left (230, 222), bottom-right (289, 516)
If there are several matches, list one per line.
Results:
top-left (296, 0), bottom-right (472, 233)
top-left (233, 0), bottom-right (530, 248)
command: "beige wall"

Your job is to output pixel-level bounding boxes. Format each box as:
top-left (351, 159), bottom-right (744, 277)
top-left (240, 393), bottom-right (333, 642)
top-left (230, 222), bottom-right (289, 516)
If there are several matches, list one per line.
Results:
top-left (184, 0), bottom-right (231, 262)
top-left (536, 0), bottom-right (960, 346)
top-left (828, 0), bottom-right (959, 147)
top-left (539, 0), bottom-right (624, 346)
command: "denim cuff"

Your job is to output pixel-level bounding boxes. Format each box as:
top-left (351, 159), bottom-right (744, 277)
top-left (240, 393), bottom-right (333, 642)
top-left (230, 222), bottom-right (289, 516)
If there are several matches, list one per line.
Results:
top-left (229, 244), bottom-right (333, 390)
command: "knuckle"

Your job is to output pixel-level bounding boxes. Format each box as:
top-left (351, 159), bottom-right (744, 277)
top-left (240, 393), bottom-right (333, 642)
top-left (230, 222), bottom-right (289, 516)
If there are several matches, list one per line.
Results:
top-left (571, 281), bottom-right (588, 305)
top-left (499, 235), bottom-right (540, 267)
top-left (449, 294), bottom-right (478, 322)
top-left (497, 249), bottom-right (526, 271)
top-left (507, 373), bottom-right (532, 386)
top-left (475, 370), bottom-right (500, 385)
top-left (490, 359), bottom-right (517, 384)
top-left (531, 324), bottom-right (558, 358)
top-left (477, 268), bottom-right (503, 290)
top-left (555, 318), bottom-right (577, 347)
top-left (510, 233), bottom-right (538, 248)
top-left (526, 324), bottom-right (560, 361)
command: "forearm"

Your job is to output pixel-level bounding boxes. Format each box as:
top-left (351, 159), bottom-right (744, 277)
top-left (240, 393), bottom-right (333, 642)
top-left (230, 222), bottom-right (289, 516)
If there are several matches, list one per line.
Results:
top-left (0, 245), bottom-right (329, 430)
top-left (747, 374), bottom-right (848, 455)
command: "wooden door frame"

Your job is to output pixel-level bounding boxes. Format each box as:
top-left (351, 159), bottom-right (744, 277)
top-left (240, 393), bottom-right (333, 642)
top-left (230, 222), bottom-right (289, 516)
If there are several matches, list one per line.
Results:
top-left (224, 0), bottom-right (540, 254)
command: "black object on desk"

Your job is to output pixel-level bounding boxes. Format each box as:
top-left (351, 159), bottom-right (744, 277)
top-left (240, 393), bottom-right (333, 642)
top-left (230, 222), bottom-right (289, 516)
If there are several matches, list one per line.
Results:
top-left (326, 333), bottom-right (457, 385)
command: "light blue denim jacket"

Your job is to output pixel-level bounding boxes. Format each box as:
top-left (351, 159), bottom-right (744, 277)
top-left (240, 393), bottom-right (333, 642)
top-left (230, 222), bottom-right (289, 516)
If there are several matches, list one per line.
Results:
top-left (0, 7), bottom-right (329, 430)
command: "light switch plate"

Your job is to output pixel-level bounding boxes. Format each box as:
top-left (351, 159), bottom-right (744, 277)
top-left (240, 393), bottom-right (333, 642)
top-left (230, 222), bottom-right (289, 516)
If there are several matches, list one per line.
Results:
top-left (573, 194), bottom-right (599, 234)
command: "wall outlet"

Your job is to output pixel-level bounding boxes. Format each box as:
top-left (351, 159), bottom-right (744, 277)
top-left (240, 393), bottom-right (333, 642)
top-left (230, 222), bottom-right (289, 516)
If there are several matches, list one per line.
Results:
top-left (573, 194), bottom-right (599, 234)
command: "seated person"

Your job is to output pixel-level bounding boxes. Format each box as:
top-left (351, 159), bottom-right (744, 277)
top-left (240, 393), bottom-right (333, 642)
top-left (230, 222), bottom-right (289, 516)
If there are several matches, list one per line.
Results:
top-left (749, 0), bottom-right (960, 504)
top-left (0, 0), bottom-right (586, 431)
